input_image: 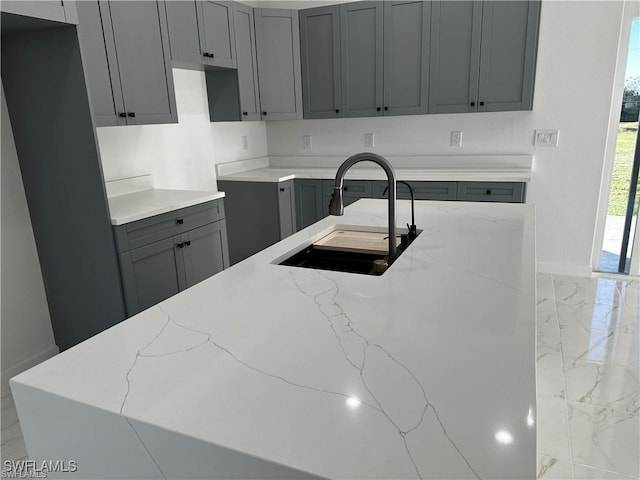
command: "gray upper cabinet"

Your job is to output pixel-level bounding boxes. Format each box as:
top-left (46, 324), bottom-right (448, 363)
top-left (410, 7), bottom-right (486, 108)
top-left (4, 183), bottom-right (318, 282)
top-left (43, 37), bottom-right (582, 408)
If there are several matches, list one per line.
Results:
top-left (299, 5), bottom-right (341, 119)
top-left (1, 0), bottom-right (78, 24)
top-left (429, 0), bottom-right (539, 114)
top-left (77, 1), bottom-right (177, 126)
top-left (477, 1), bottom-right (540, 112)
top-left (383, 1), bottom-right (430, 116)
top-left (165, 1), bottom-right (204, 65)
top-left (198, 1), bottom-right (236, 68)
top-left (428, 1), bottom-right (481, 113)
top-left (233, 2), bottom-right (260, 120)
top-left (254, 8), bottom-right (303, 120)
top-left (340, 1), bottom-right (383, 118)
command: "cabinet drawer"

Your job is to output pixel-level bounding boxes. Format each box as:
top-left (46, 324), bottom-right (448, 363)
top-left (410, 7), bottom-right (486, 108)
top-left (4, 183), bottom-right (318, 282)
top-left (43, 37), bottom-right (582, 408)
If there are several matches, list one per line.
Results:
top-left (323, 179), bottom-right (372, 198)
top-left (456, 182), bottom-right (525, 203)
top-left (114, 199), bottom-right (225, 253)
top-left (372, 181), bottom-right (457, 200)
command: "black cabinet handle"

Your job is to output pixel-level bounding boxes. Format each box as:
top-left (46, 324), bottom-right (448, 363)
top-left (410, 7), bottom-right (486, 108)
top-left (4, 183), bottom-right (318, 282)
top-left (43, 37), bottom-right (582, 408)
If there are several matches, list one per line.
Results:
top-left (486, 189), bottom-right (492, 195)
top-left (470, 102), bottom-right (475, 107)
top-left (376, 107), bottom-right (381, 111)
top-left (335, 109), bottom-right (340, 113)
top-left (384, 106), bottom-right (388, 111)
top-left (128, 112), bottom-right (135, 118)
top-left (176, 242), bottom-right (184, 249)
top-left (279, 187), bottom-right (285, 192)
top-left (243, 111), bottom-right (248, 116)
top-left (203, 52), bottom-right (209, 57)
top-left (262, 111), bottom-right (267, 116)
top-left (479, 101), bottom-right (485, 106)
top-left (119, 112), bottom-right (126, 118)
top-left (185, 240), bottom-right (191, 246)
top-left (176, 218), bottom-right (184, 225)
top-left (344, 187), bottom-right (349, 192)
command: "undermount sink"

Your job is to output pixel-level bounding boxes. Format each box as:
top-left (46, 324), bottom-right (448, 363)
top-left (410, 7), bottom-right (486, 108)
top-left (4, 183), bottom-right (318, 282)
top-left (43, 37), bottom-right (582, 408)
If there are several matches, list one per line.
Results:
top-left (277, 226), bottom-right (421, 276)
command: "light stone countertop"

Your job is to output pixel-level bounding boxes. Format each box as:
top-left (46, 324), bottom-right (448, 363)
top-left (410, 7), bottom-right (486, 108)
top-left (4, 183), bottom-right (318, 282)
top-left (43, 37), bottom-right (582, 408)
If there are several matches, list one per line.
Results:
top-left (107, 189), bottom-right (225, 225)
top-left (11, 199), bottom-right (536, 479)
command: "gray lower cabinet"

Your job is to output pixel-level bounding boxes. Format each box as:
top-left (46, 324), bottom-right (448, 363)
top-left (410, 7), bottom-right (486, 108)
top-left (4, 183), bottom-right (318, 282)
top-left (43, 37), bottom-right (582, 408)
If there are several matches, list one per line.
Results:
top-left (294, 179), bottom-right (326, 230)
top-left (76, 1), bottom-right (177, 126)
top-left (372, 180), bottom-right (457, 200)
top-left (114, 200), bottom-right (229, 316)
top-left (322, 180), bottom-right (373, 208)
top-left (429, 0), bottom-right (540, 114)
top-left (254, 8), bottom-right (303, 120)
top-left (457, 182), bottom-right (526, 203)
top-left (217, 180), bottom-right (296, 265)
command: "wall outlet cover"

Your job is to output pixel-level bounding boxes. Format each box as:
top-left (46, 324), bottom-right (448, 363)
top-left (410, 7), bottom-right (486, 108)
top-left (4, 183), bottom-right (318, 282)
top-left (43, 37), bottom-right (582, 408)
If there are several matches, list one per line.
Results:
top-left (534, 129), bottom-right (559, 146)
top-left (303, 135), bottom-right (312, 150)
top-left (364, 133), bottom-right (374, 148)
top-left (241, 136), bottom-right (249, 150)
top-left (450, 131), bottom-right (462, 147)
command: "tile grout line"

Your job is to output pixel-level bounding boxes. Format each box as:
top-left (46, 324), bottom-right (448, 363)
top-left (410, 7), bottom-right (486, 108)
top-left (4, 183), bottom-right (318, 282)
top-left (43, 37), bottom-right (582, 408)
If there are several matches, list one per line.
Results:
top-left (550, 274), bottom-right (576, 480)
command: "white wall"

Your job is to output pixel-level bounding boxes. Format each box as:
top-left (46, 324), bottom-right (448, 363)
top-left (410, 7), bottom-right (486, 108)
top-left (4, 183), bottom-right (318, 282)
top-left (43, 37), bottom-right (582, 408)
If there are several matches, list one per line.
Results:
top-left (1, 86), bottom-right (58, 395)
top-left (96, 68), bottom-right (268, 190)
top-left (266, 1), bottom-right (627, 276)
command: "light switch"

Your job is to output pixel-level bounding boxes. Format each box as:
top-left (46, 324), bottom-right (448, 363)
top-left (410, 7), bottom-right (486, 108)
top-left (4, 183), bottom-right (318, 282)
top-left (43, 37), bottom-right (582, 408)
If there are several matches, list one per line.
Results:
top-left (534, 129), bottom-right (559, 146)
top-left (364, 133), bottom-right (374, 148)
top-left (303, 135), bottom-right (312, 150)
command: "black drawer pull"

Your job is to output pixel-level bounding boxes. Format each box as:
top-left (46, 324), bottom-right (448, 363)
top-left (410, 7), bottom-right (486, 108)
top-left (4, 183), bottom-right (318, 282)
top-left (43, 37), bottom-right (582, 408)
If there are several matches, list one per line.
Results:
top-left (176, 218), bottom-right (184, 225)
top-left (344, 187), bottom-right (349, 192)
top-left (176, 242), bottom-right (184, 249)
top-left (119, 112), bottom-right (126, 118)
top-left (185, 240), bottom-right (191, 246)
top-left (486, 189), bottom-right (492, 195)
top-left (243, 111), bottom-right (248, 116)
top-left (384, 106), bottom-right (388, 111)
top-left (203, 52), bottom-right (209, 57)
top-left (128, 112), bottom-right (135, 118)
top-left (262, 111), bottom-right (267, 116)
top-left (279, 188), bottom-right (285, 192)
top-left (479, 101), bottom-right (485, 106)
top-left (470, 102), bottom-right (475, 107)
top-left (335, 109), bottom-right (340, 113)
top-left (376, 107), bottom-right (381, 111)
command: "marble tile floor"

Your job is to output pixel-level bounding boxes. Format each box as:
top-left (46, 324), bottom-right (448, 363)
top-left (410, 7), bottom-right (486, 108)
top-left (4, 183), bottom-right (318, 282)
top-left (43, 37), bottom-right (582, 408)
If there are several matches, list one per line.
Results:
top-left (1, 273), bottom-right (638, 479)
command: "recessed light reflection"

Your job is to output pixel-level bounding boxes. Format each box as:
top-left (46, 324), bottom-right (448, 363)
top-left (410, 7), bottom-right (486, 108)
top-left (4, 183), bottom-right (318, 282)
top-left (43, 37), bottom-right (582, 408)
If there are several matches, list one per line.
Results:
top-left (345, 396), bottom-right (362, 409)
top-left (527, 408), bottom-right (535, 427)
top-left (495, 430), bottom-right (514, 445)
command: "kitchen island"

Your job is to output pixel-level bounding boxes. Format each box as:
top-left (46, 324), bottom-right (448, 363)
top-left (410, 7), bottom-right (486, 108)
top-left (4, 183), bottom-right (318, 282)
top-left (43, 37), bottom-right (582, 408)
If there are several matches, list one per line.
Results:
top-left (11, 199), bottom-right (536, 479)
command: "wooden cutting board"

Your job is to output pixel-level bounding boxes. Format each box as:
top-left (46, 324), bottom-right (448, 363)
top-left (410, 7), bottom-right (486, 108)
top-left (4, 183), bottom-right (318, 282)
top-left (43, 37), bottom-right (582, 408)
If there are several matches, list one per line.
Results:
top-left (313, 230), bottom-right (400, 255)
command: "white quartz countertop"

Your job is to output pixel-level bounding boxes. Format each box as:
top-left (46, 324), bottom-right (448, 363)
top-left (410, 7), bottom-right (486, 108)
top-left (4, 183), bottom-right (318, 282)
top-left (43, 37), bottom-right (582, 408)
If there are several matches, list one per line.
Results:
top-left (12, 199), bottom-right (536, 479)
top-left (107, 188), bottom-right (225, 225)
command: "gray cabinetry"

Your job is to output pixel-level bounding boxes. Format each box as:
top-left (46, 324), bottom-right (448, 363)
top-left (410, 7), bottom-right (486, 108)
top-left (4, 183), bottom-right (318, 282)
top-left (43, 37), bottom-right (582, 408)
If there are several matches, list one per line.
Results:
top-left (233, 2), bottom-right (261, 120)
top-left (322, 180), bottom-right (372, 209)
top-left (254, 8), bottom-right (303, 120)
top-left (383, 1), bottom-right (430, 116)
top-left (340, 1), bottom-right (383, 117)
top-left (294, 179), bottom-right (326, 230)
top-left (457, 182), bottom-right (525, 203)
top-left (114, 200), bottom-right (229, 316)
top-left (76, 1), bottom-right (177, 127)
top-left (372, 180), bottom-right (457, 200)
top-left (1, 1), bottom-right (77, 24)
top-left (429, 0), bottom-right (539, 114)
top-left (299, 5), bottom-right (341, 119)
top-left (165, 0), bottom-right (236, 68)
top-left (218, 180), bottom-right (297, 265)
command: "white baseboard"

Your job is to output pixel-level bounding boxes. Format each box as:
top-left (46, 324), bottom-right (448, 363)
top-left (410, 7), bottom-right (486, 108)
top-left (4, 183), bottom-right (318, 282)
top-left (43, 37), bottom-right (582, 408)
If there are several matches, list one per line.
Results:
top-left (1, 345), bottom-right (59, 397)
top-left (537, 261), bottom-right (593, 277)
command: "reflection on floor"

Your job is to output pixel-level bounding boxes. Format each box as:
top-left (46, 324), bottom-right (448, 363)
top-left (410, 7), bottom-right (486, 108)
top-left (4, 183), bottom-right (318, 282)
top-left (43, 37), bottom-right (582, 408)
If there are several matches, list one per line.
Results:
top-left (600, 215), bottom-right (635, 274)
top-left (2, 273), bottom-right (638, 479)
top-left (537, 274), bottom-right (639, 479)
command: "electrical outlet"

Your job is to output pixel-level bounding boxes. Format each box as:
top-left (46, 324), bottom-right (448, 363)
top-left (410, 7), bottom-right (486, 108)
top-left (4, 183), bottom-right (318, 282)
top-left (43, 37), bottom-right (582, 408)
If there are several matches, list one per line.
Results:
top-left (450, 131), bottom-right (462, 147)
top-left (241, 136), bottom-right (249, 150)
top-left (534, 129), bottom-right (559, 146)
top-left (364, 133), bottom-right (374, 148)
top-left (303, 135), bottom-right (312, 150)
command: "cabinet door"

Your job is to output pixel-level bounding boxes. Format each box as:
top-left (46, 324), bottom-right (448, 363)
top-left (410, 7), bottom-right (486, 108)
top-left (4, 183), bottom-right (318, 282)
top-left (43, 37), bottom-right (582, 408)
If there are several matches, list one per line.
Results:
top-left (76, 1), bottom-right (125, 127)
top-left (165, 1), bottom-right (204, 65)
top-left (278, 180), bottom-right (296, 240)
top-left (340, 2), bottom-right (383, 118)
top-left (299, 5), bottom-right (341, 119)
top-left (182, 222), bottom-right (229, 289)
top-left (428, 1), bottom-right (482, 113)
top-left (233, 3), bottom-right (261, 121)
top-left (119, 237), bottom-right (185, 316)
top-left (383, 1), bottom-right (430, 116)
top-left (107, 1), bottom-right (178, 125)
top-left (294, 179), bottom-right (325, 231)
top-left (254, 8), bottom-right (303, 121)
top-left (372, 181), bottom-right (457, 200)
top-left (457, 182), bottom-right (525, 203)
top-left (198, 1), bottom-right (236, 68)
top-left (477, 1), bottom-right (540, 112)
top-left (1, 0), bottom-right (74, 23)
top-left (323, 180), bottom-right (373, 208)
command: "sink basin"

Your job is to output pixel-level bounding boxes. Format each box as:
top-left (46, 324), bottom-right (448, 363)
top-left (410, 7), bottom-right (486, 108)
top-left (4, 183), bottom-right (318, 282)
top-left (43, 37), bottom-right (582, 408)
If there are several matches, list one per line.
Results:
top-left (277, 226), bottom-right (420, 276)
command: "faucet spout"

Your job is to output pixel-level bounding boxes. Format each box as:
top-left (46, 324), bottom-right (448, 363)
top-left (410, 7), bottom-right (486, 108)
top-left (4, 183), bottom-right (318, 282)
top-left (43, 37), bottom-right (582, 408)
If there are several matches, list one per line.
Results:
top-left (328, 152), bottom-right (397, 261)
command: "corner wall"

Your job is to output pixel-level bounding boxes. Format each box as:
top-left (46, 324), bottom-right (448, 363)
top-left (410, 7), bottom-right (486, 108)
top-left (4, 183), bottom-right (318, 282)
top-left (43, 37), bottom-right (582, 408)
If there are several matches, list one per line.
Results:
top-left (1, 85), bottom-right (58, 395)
top-left (265, 1), bottom-right (626, 276)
